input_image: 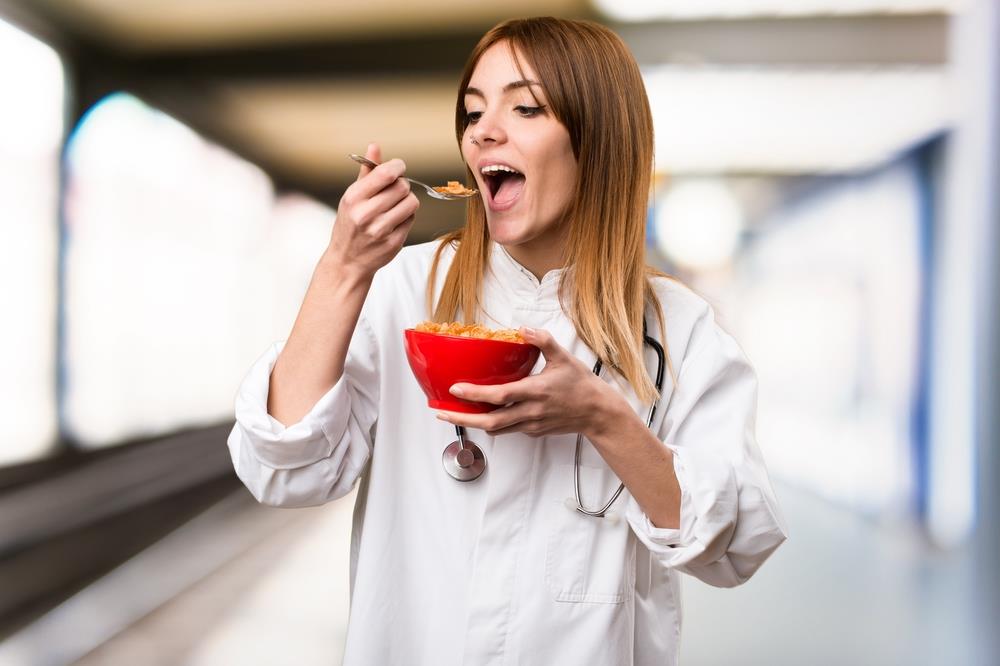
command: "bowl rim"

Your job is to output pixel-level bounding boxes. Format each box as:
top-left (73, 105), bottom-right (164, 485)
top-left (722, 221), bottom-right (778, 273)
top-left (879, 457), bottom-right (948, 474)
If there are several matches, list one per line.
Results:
top-left (404, 327), bottom-right (538, 348)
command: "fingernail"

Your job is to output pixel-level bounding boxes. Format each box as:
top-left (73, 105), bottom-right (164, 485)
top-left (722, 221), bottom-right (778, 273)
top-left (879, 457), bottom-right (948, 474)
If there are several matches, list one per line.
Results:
top-left (521, 327), bottom-right (536, 336)
top-left (450, 385), bottom-right (464, 396)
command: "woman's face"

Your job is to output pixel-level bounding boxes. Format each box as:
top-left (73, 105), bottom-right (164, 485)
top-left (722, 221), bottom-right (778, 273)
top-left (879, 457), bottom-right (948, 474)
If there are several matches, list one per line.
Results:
top-left (461, 41), bottom-right (578, 256)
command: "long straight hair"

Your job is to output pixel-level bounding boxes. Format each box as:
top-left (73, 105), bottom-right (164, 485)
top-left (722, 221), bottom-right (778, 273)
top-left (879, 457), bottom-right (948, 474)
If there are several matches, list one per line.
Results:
top-left (426, 17), bottom-right (676, 403)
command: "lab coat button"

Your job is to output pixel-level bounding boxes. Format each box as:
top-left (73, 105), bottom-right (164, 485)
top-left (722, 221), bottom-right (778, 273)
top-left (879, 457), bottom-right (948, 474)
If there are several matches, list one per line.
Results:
top-left (563, 497), bottom-right (577, 512)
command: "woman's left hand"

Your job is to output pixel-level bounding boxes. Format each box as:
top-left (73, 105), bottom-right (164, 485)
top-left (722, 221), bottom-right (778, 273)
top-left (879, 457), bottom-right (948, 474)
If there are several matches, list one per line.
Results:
top-left (436, 327), bottom-right (623, 439)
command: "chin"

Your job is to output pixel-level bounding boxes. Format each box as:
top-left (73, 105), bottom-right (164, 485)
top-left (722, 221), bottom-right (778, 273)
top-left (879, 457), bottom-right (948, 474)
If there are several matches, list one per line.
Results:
top-left (485, 218), bottom-right (528, 246)
top-left (490, 231), bottom-right (541, 251)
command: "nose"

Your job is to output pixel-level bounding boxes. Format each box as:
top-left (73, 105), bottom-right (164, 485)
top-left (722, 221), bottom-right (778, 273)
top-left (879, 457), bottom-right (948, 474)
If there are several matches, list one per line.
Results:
top-left (468, 108), bottom-right (507, 146)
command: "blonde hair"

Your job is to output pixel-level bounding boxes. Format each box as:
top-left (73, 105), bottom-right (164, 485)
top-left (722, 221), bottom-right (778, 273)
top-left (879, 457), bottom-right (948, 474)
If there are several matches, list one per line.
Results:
top-left (426, 17), bottom-right (677, 403)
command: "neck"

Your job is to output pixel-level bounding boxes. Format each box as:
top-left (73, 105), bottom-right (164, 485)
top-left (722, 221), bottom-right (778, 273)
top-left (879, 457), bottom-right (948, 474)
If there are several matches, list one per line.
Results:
top-left (503, 242), bottom-right (565, 282)
top-left (499, 224), bottom-right (568, 282)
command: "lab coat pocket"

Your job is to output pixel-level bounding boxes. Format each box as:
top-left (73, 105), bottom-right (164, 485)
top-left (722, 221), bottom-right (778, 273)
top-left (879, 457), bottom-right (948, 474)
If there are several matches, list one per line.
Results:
top-left (544, 464), bottom-right (635, 604)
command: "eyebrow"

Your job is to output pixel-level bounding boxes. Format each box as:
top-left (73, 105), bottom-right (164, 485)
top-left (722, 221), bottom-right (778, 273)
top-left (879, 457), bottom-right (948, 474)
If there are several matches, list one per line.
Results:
top-left (464, 79), bottom-right (541, 98)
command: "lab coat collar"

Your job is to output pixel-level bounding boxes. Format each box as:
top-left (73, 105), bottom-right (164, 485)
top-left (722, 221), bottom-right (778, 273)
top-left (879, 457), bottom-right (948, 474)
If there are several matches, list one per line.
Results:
top-left (489, 242), bottom-right (565, 309)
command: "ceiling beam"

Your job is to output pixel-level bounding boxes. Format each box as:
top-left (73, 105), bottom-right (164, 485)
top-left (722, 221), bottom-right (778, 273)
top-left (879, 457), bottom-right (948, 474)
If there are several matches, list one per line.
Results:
top-left (0, 0), bottom-right (77, 50)
top-left (0, 0), bottom-right (950, 217)
top-left (616, 13), bottom-right (948, 66)
top-left (81, 14), bottom-right (950, 85)
top-left (4, 0), bottom-right (949, 81)
top-left (119, 32), bottom-right (480, 83)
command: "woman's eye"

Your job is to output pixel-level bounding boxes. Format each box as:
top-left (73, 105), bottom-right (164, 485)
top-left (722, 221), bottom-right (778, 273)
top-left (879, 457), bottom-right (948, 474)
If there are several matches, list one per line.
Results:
top-left (515, 105), bottom-right (544, 117)
top-left (465, 111), bottom-right (483, 124)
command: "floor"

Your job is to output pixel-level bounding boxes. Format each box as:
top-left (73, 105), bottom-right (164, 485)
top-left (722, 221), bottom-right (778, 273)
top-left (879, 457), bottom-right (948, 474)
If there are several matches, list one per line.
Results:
top-left (0, 481), bottom-right (992, 666)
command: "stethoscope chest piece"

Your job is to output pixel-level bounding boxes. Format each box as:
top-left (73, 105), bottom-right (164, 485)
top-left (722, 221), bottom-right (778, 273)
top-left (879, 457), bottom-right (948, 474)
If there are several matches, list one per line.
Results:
top-left (443, 426), bottom-right (486, 481)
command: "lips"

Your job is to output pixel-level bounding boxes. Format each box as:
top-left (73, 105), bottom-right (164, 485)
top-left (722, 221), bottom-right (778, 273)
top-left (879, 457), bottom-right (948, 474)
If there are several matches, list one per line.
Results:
top-left (478, 161), bottom-right (526, 212)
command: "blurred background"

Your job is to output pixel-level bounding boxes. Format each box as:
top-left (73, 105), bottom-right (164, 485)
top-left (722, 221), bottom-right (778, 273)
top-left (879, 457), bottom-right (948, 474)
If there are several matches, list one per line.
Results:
top-left (0, 0), bottom-right (997, 664)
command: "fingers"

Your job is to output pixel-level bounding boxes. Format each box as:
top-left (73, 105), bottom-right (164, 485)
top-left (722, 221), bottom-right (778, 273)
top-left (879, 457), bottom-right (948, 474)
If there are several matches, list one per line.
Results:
top-left (359, 178), bottom-right (411, 223)
top-left (349, 158), bottom-right (408, 202)
top-left (519, 327), bottom-right (567, 362)
top-left (349, 142), bottom-right (405, 199)
top-left (449, 377), bottom-right (535, 406)
top-left (342, 176), bottom-right (415, 241)
top-left (484, 421), bottom-right (544, 437)
top-left (376, 200), bottom-right (419, 247)
top-left (385, 213), bottom-right (416, 247)
top-left (434, 330), bottom-right (588, 438)
top-left (436, 402), bottom-right (541, 435)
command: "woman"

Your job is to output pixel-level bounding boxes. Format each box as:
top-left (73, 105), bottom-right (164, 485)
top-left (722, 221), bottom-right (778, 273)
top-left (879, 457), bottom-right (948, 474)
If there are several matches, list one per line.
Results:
top-left (228, 17), bottom-right (786, 665)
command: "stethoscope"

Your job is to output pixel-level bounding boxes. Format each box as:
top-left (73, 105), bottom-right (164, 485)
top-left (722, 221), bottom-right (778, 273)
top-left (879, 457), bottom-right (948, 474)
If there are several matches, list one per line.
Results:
top-left (442, 320), bottom-right (666, 520)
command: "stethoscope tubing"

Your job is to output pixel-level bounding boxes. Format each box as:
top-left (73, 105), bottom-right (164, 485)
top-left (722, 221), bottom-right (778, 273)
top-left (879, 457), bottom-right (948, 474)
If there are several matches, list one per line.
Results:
top-left (444, 319), bottom-right (667, 517)
top-left (573, 323), bottom-right (666, 518)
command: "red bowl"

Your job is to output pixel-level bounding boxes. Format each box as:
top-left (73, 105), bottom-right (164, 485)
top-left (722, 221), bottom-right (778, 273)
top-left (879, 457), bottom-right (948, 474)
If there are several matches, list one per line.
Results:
top-left (403, 328), bottom-right (541, 413)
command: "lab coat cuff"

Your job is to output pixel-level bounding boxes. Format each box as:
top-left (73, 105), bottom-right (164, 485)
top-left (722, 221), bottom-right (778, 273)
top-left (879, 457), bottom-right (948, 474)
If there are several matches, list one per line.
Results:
top-left (626, 445), bottom-right (688, 549)
top-left (628, 445), bottom-right (742, 565)
top-left (234, 341), bottom-right (351, 470)
top-left (637, 512), bottom-right (684, 546)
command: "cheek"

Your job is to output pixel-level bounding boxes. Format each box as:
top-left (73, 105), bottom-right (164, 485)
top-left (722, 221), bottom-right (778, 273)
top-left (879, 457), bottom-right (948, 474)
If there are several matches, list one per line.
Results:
top-left (558, 162), bottom-right (577, 192)
top-left (460, 136), bottom-right (473, 164)
top-left (541, 159), bottom-right (577, 203)
top-left (537, 134), bottom-right (576, 194)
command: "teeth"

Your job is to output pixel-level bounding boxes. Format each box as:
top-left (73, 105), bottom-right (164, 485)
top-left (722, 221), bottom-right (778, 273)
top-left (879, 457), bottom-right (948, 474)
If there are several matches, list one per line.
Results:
top-left (480, 164), bottom-right (521, 175)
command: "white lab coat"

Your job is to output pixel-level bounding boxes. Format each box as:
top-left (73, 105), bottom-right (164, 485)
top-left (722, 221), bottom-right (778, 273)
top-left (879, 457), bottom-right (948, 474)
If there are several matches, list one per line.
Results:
top-left (228, 240), bottom-right (787, 666)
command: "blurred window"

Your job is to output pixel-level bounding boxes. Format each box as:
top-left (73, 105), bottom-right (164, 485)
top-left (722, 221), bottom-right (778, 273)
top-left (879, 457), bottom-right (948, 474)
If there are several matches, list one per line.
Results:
top-left (0, 18), bottom-right (63, 465)
top-left (598, 0), bottom-right (958, 21)
top-left (677, 158), bottom-right (924, 517)
top-left (63, 93), bottom-right (333, 447)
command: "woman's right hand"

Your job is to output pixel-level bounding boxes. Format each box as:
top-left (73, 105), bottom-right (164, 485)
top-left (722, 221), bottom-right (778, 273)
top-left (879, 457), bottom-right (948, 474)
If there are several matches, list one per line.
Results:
top-left (326, 143), bottom-right (420, 280)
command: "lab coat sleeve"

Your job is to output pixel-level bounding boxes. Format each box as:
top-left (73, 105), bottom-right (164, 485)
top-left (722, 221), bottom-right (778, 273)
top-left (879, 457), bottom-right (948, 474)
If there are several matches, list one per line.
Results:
top-left (226, 315), bottom-right (379, 508)
top-left (625, 307), bottom-right (788, 588)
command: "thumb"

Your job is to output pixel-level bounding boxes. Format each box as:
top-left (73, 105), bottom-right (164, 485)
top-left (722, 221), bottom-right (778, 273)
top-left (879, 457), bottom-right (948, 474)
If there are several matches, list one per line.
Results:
top-left (520, 327), bottom-right (566, 362)
top-left (358, 142), bottom-right (382, 178)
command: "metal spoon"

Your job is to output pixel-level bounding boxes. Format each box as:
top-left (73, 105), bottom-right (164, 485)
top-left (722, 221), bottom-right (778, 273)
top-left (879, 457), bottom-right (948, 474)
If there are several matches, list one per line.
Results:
top-left (348, 154), bottom-right (477, 201)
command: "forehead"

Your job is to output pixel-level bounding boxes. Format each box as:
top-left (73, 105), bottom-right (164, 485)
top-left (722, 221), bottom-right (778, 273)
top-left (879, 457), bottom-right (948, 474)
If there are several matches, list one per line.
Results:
top-left (467, 41), bottom-right (538, 93)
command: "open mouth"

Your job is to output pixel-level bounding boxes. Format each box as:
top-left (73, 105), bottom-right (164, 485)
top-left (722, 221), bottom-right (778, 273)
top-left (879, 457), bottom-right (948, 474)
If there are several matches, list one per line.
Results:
top-left (481, 164), bottom-right (526, 209)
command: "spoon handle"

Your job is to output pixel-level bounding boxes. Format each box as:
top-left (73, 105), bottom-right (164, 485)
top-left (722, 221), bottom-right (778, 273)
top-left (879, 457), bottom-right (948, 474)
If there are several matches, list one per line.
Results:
top-left (348, 153), bottom-right (380, 169)
top-left (347, 153), bottom-right (473, 200)
top-left (349, 152), bottom-right (429, 191)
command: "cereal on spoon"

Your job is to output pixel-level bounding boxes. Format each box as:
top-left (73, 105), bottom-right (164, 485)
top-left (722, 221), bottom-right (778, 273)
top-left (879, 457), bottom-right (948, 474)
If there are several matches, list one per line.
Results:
top-left (433, 181), bottom-right (478, 197)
